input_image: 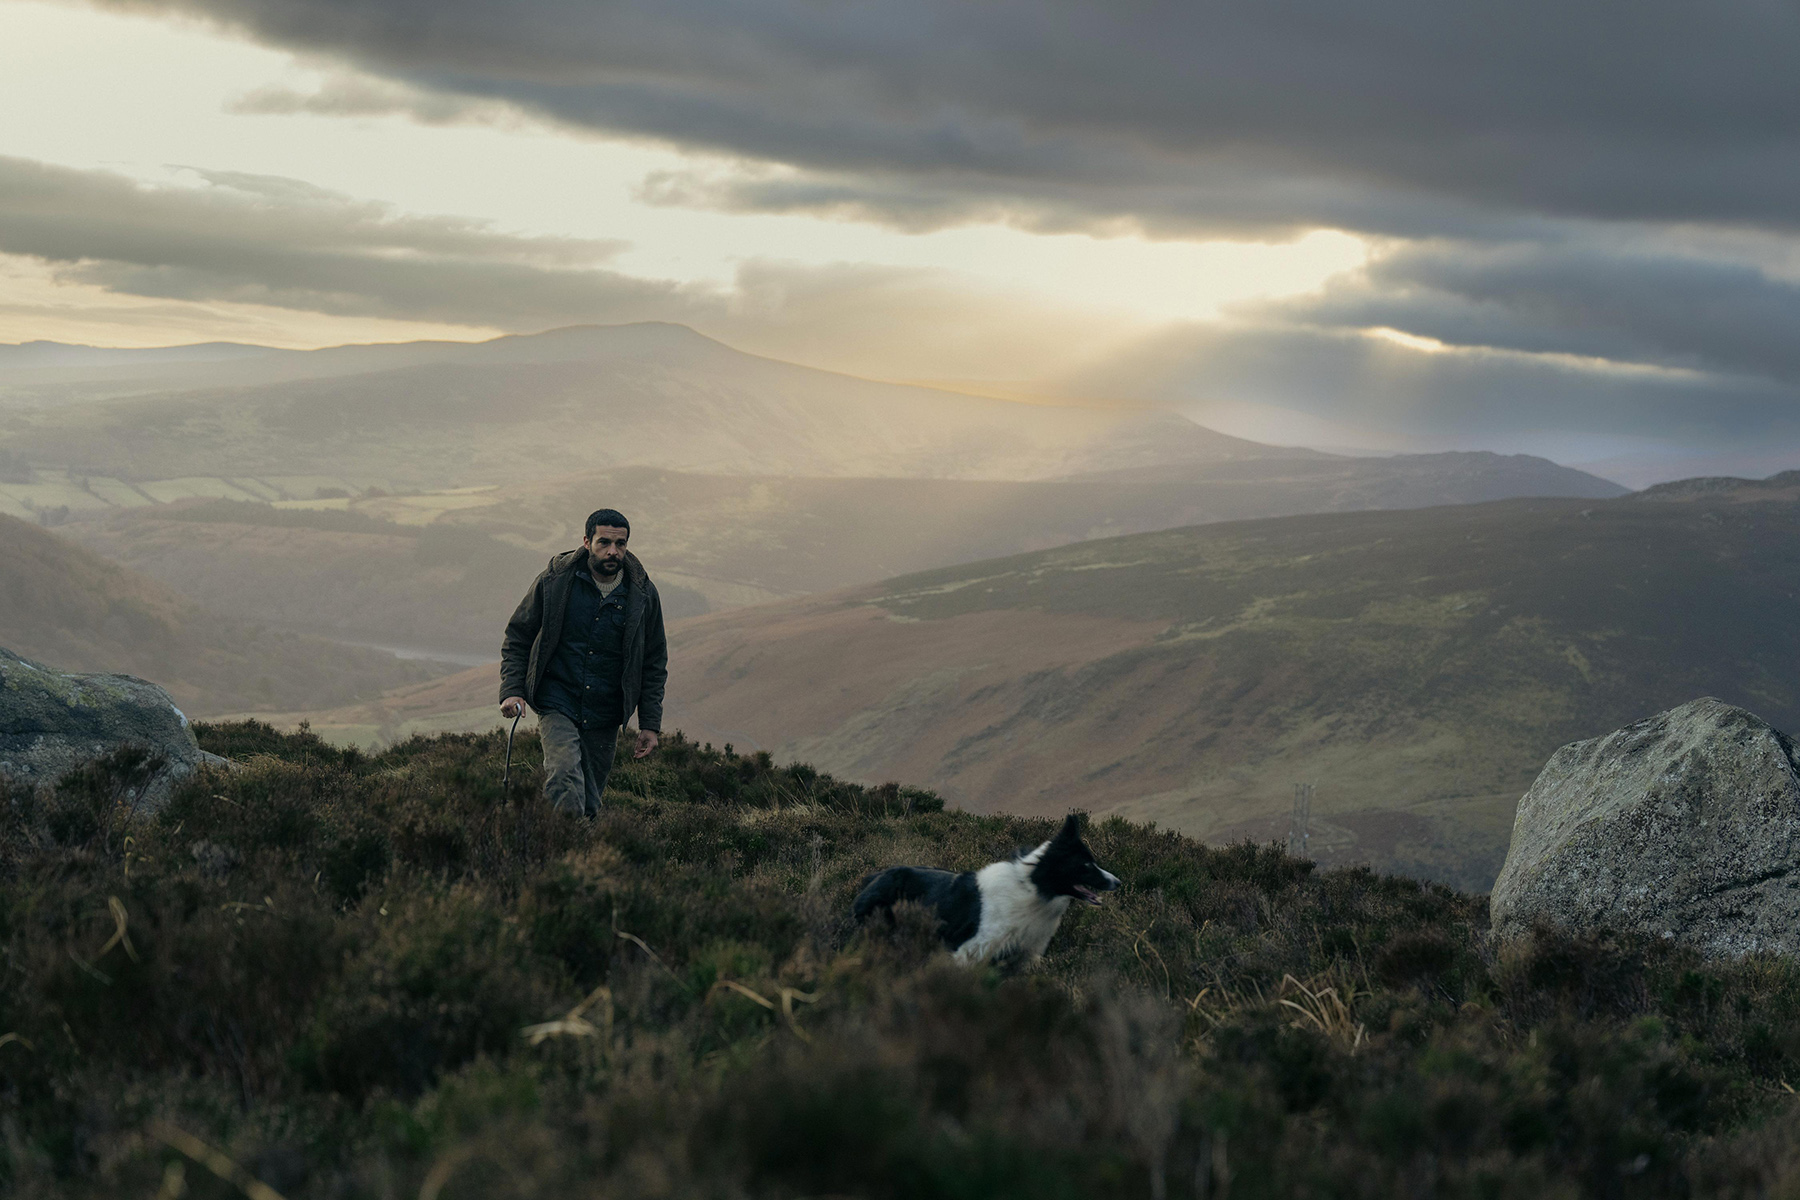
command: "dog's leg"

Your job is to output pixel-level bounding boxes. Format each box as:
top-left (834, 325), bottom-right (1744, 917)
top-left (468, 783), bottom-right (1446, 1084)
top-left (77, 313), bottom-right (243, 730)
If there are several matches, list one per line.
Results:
top-left (989, 945), bottom-right (1039, 975)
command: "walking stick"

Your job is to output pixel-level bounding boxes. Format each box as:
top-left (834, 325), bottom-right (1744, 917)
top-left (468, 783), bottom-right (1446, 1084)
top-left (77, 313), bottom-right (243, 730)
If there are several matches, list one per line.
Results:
top-left (501, 712), bottom-right (523, 802)
top-left (502, 710), bottom-right (527, 866)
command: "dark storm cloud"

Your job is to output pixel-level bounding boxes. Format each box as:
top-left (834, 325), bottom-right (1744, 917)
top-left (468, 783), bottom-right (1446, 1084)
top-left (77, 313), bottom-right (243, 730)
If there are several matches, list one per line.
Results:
top-left (631, 161), bottom-right (1526, 242)
top-left (226, 73), bottom-right (505, 125)
top-left (0, 157), bottom-right (1121, 378)
top-left (1271, 239), bottom-right (1800, 386)
top-left (98, 0), bottom-right (1800, 235)
top-left (0, 156), bottom-right (696, 326)
top-left (1066, 320), bottom-right (1800, 452)
top-left (1070, 229), bottom-right (1800, 467)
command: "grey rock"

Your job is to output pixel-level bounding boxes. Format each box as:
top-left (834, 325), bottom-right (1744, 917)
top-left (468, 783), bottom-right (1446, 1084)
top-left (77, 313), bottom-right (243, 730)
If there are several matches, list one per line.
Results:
top-left (1491, 697), bottom-right (1800, 957)
top-left (0, 646), bottom-right (229, 813)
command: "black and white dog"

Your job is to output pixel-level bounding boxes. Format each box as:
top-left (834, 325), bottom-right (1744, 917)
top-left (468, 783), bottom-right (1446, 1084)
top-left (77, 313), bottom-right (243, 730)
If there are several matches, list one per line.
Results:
top-left (852, 813), bottom-right (1121, 965)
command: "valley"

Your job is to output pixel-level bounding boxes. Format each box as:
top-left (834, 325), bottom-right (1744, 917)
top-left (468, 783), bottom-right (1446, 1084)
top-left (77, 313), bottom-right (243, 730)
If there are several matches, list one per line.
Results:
top-left (59, 450), bottom-right (1623, 657)
top-left (214, 474), bottom-right (1800, 888)
top-left (0, 512), bottom-right (445, 715)
top-left (658, 476), bottom-right (1800, 889)
top-left (1, 323), bottom-right (1703, 890)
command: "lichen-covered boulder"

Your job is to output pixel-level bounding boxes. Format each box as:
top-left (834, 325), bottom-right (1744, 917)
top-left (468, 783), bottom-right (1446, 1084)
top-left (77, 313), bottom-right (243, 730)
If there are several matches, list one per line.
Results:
top-left (1491, 697), bottom-right (1800, 957)
top-left (0, 646), bottom-right (227, 812)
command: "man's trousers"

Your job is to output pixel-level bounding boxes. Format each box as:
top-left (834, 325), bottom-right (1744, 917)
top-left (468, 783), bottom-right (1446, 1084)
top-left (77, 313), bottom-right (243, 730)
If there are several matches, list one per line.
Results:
top-left (538, 711), bottom-right (619, 816)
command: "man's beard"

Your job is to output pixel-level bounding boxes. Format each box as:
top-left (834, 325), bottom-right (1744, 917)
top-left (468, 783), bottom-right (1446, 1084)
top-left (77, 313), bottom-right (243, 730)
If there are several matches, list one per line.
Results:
top-left (594, 556), bottom-right (622, 576)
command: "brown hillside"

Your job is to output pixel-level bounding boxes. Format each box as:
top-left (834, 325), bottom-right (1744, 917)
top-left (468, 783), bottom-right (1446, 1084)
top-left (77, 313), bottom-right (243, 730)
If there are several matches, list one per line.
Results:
top-left (449, 455), bottom-right (1622, 596)
top-left (655, 485), bottom-right (1800, 890)
top-left (62, 452), bottom-right (1621, 657)
top-left (203, 662), bottom-right (509, 748)
top-left (0, 514), bottom-right (442, 714)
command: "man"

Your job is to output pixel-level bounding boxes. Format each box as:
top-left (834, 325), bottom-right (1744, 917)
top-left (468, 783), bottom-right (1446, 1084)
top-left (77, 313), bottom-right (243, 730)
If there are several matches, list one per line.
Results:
top-left (499, 508), bottom-right (667, 815)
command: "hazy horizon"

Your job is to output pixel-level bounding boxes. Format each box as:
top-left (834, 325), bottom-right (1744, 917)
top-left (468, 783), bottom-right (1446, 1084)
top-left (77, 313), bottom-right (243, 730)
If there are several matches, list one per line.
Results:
top-left (4, 316), bottom-right (1789, 490)
top-left (3, 0), bottom-right (1798, 483)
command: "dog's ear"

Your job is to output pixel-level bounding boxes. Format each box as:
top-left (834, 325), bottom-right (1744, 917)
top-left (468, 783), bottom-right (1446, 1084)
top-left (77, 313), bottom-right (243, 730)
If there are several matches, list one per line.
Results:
top-left (1056, 812), bottom-right (1083, 841)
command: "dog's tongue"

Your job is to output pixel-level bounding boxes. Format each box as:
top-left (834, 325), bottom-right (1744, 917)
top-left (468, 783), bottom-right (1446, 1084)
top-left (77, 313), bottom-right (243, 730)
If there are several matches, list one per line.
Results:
top-left (1074, 886), bottom-right (1104, 906)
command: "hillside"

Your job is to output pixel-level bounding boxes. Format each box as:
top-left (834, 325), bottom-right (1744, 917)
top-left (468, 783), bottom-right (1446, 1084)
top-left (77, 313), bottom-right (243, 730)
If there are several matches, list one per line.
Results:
top-left (0, 323), bottom-right (1287, 490)
top-left (0, 340), bottom-right (273, 372)
top-left (62, 452), bottom-right (1624, 656)
top-left (656, 475), bottom-right (1800, 891)
top-left (0, 514), bottom-right (445, 714)
top-left (6, 724), bottom-right (1800, 1197)
top-left (200, 662), bottom-right (515, 748)
top-left (61, 500), bottom-right (714, 658)
top-left (450, 454), bottom-right (1623, 598)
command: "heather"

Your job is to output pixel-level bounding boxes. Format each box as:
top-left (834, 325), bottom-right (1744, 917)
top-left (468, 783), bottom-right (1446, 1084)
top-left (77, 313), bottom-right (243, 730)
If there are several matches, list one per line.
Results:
top-left (4, 725), bottom-right (1800, 1198)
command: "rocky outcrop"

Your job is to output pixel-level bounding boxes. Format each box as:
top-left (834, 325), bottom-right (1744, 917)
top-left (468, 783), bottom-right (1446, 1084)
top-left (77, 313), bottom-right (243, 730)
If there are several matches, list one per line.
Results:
top-left (0, 647), bottom-right (228, 812)
top-left (1491, 698), bottom-right (1800, 957)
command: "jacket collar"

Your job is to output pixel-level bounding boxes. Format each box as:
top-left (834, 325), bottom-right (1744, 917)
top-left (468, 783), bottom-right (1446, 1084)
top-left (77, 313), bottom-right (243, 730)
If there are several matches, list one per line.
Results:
top-left (558, 546), bottom-right (647, 589)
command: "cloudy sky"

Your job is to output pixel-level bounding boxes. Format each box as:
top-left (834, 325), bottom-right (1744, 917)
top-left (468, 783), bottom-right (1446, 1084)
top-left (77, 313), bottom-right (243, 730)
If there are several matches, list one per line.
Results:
top-left (3, 0), bottom-right (1798, 482)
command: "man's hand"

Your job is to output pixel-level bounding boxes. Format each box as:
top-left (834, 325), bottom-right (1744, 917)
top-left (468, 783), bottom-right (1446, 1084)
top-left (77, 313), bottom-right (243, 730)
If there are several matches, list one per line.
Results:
top-left (633, 729), bottom-right (660, 759)
top-left (500, 696), bottom-right (527, 719)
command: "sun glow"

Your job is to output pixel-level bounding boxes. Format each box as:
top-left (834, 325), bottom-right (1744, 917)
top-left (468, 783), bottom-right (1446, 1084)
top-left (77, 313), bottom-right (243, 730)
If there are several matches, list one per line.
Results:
top-left (0, 0), bottom-right (1367, 372)
top-left (1365, 326), bottom-right (1451, 353)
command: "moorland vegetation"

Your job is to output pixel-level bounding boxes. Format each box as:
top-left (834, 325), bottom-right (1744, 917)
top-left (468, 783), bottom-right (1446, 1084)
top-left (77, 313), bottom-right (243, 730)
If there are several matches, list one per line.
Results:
top-left (6, 724), bottom-right (1800, 1198)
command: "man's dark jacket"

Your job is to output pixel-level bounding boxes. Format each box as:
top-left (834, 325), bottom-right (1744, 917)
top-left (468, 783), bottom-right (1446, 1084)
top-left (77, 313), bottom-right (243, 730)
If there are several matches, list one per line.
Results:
top-left (500, 548), bottom-right (667, 733)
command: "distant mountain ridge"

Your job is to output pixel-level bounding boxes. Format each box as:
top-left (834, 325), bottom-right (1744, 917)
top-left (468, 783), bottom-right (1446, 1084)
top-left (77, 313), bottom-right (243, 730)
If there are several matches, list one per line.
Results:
top-left (1063, 449), bottom-right (1622, 500)
top-left (1630, 469), bottom-right (1800, 504)
top-left (1, 323), bottom-right (1316, 488)
top-left (1, 323), bottom-right (1627, 499)
top-left (0, 340), bottom-right (275, 370)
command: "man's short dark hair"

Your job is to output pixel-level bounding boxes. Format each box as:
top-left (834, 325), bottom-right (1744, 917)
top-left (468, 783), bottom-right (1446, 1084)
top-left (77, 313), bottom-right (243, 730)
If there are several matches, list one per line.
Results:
top-left (585, 509), bottom-right (631, 540)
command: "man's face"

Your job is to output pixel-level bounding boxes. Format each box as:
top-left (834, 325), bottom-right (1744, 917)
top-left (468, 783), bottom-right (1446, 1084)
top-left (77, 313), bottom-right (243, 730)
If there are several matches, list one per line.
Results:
top-left (584, 526), bottom-right (629, 576)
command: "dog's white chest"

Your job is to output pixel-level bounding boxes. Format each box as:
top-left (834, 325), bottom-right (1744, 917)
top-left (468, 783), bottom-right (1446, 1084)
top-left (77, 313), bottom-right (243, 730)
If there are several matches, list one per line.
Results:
top-left (956, 859), bottom-right (1072, 964)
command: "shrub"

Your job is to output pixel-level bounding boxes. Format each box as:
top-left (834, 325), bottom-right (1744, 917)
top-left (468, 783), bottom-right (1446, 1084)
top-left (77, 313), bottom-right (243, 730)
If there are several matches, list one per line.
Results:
top-left (1, 722), bottom-right (1798, 1198)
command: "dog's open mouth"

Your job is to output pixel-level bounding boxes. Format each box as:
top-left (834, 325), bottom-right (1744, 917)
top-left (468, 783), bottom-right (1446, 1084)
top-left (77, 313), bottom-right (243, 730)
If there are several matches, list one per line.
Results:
top-left (1071, 885), bottom-right (1106, 906)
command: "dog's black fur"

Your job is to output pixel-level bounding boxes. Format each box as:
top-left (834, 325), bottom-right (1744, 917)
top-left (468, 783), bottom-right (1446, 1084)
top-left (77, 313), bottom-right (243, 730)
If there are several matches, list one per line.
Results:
top-left (852, 813), bottom-right (1120, 964)
top-left (853, 867), bottom-right (983, 946)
